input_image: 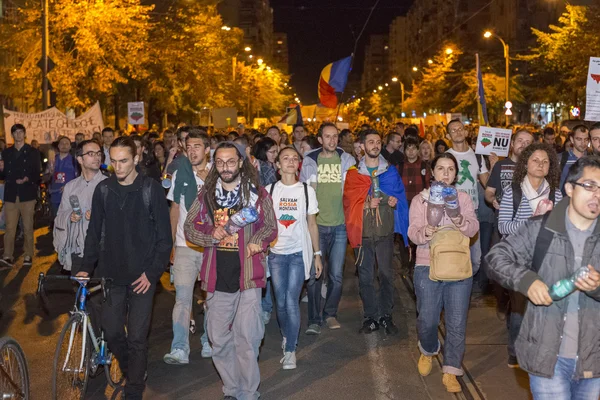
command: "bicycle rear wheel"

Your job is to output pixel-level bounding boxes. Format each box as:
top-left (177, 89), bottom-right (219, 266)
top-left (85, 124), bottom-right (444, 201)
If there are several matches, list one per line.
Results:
top-left (105, 350), bottom-right (124, 388)
top-left (52, 313), bottom-right (90, 400)
top-left (0, 336), bottom-right (30, 399)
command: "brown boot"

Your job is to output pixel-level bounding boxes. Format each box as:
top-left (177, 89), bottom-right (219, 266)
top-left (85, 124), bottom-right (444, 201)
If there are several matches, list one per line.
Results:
top-left (442, 373), bottom-right (461, 393)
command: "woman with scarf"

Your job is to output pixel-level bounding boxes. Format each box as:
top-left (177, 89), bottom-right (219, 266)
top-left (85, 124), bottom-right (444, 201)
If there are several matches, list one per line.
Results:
top-left (408, 153), bottom-right (479, 393)
top-left (266, 147), bottom-right (322, 370)
top-left (497, 142), bottom-right (562, 369)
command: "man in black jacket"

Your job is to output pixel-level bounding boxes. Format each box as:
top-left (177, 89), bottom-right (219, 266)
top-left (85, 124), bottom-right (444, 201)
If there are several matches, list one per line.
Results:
top-left (77, 136), bottom-right (172, 399)
top-left (0, 124), bottom-right (41, 268)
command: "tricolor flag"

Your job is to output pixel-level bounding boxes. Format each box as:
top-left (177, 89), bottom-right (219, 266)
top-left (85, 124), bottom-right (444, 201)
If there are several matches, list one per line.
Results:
top-left (318, 56), bottom-right (352, 109)
top-left (476, 53), bottom-right (489, 126)
top-left (278, 104), bottom-right (303, 125)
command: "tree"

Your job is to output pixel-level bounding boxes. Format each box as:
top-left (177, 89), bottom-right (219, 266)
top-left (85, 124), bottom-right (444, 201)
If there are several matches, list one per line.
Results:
top-left (406, 44), bottom-right (463, 114)
top-left (453, 73), bottom-right (524, 125)
top-left (0, 0), bottom-right (154, 109)
top-left (523, 4), bottom-right (600, 107)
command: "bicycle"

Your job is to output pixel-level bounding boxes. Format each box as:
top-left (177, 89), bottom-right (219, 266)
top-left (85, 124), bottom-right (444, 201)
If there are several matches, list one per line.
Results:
top-left (0, 336), bottom-right (30, 399)
top-left (37, 273), bottom-right (124, 400)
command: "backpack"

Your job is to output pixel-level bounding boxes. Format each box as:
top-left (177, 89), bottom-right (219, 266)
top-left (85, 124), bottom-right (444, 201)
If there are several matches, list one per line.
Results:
top-left (511, 182), bottom-right (556, 219)
top-left (429, 226), bottom-right (473, 281)
top-left (559, 151), bottom-right (570, 176)
top-left (269, 181), bottom-right (309, 212)
top-left (531, 212), bottom-right (553, 273)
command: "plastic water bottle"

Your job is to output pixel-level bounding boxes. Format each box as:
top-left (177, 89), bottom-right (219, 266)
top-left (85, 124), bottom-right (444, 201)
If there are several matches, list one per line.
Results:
top-left (442, 185), bottom-right (461, 218)
top-left (549, 266), bottom-right (590, 301)
top-left (225, 207), bottom-right (259, 234)
top-left (427, 181), bottom-right (445, 226)
top-left (161, 173), bottom-right (172, 189)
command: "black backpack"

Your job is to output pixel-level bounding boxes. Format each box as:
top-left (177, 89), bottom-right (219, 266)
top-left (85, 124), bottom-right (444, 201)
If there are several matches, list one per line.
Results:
top-left (531, 213), bottom-right (553, 273)
top-left (511, 182), bottom-right (556, 219)
top-left (269, 181), bottom-right (309, 212)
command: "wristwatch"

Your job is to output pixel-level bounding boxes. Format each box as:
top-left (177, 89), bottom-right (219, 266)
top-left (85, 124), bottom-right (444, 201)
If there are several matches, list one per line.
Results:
top-left (314, 251), bottom-right (322, 256)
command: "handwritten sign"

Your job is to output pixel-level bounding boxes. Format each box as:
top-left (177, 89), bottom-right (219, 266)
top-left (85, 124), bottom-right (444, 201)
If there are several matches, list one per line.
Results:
top-left (585, 57), bottom-right (600, 121)
top-left (475, 126), bottom-right (512, 157)
top-left (3, 102), bottom-right (104, 144)
top-left (127, 102), bottom-right (145, 125)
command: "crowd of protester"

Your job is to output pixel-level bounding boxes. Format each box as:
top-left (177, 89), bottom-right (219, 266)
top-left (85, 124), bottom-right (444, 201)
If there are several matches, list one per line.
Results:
top-left (2, 116), bottom-right (600, 400)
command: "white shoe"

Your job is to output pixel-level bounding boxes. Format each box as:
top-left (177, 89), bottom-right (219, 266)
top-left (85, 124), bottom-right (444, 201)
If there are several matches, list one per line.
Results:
top-left (281, 337), bottom-right (287, 355)
top-left (201, 342), bottom-right (212, 358)
top-left (262, 311), bottom-right (271, 325)
top-left (280, 351), bottom-right (296, 370)
top-left (163, 349), bottom-right (189, 365)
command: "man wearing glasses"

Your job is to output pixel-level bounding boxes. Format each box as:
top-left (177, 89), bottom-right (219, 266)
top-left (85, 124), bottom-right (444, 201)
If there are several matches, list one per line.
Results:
top-left (54, 139), bottom-right (107, 275)
top-left (184, 141), bottom-right (277, 400)
top-left (487, 155), bottom-right (600, 399)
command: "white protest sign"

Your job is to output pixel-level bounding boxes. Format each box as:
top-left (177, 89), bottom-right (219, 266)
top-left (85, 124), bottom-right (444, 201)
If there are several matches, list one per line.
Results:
top-left (127, 102), bottom-right (145, 125)
top-left (585, 57), bottom-right (600, 121)
top-left (475, 126), bottom-right (512, 157)
top-left (3, 102), bottom-right (104, 144)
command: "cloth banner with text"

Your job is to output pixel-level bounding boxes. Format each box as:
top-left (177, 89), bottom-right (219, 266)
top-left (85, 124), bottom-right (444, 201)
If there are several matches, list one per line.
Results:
top-left (3, 102), bottom-right (104, 144)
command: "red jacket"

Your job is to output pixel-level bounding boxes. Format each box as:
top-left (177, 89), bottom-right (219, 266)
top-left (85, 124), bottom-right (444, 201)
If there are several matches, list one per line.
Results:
top-left (184, 186), bottom-right (277, 293)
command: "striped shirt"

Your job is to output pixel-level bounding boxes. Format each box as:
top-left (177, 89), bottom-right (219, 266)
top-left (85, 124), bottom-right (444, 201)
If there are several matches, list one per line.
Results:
top-left (498, 186), bottom-right (563, 236)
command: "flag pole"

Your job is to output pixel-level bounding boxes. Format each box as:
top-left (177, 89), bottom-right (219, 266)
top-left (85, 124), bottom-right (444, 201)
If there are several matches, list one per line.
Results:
top-left (335, 0), bottom-right (381, 123)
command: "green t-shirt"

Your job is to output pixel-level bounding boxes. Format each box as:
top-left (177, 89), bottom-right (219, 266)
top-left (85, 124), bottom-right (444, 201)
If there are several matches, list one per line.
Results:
top-left (316, 153), bottom-right (345, 226)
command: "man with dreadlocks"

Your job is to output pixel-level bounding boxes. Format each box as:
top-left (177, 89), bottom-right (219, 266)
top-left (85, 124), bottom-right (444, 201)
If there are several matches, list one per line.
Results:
top-left (184, 142), bottom-right (277, 400)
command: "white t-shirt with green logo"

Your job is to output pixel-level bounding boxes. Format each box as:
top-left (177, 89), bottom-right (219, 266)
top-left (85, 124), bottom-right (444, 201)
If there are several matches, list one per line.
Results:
top-left (446, 148), bottom-right (487, 210)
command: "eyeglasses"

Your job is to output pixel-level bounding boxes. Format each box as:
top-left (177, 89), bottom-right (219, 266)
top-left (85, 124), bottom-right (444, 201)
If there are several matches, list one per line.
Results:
top-left (572, 181), bottom-right (600, 193)
top-left (82, 151), bottom-right (103, 158)
top-left (215, 159), bottom-right (239, 168)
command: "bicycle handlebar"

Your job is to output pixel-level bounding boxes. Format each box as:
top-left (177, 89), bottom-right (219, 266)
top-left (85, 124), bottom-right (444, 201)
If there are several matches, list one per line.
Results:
top-left (36, 273), bottom-right (113, 312)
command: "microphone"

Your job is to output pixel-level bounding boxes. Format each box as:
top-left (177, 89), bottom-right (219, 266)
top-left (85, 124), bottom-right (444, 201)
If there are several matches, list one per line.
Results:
top-left (70, 195), bottom-right (82, 217)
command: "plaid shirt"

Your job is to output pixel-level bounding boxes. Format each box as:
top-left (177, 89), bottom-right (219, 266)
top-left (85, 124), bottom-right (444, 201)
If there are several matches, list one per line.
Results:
top-left (401, 158), bottom-right (431, 205)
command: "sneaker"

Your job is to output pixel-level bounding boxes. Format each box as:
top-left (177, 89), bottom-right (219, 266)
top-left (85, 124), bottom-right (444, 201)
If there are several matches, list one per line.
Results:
top-left (496, 308), bottom-right (507, 321)
top-left (163, 349), bottom-right (189, 365)
top-left (201, 342), bottom-right (212, 358)
top-left (379, 315), bottom-right (399, 335)
top-left (417, 354), bottom-right (433, 376)
top-left (280, 351), bottom-right (297, 370)
top-left (0, 258), bottom-right (14, 269)
top-left (507, 355), bottom-right (519, 369)
top-left (305, 324), bottom-right (321, 335)
top-left (22, 256), bottom-right (32, 267)
top-left (442, 373), bottom-right (462, 393)
top-left (189, 319), bottom-right (196, 334)
top-left (262, 311), bottom-right (271, 325)
top-left (281, 337), bottom-right (287, 354)
top-left (325, 317), bottom-right (341, 330)
top-left (359, 318), bottom-right (379, 334)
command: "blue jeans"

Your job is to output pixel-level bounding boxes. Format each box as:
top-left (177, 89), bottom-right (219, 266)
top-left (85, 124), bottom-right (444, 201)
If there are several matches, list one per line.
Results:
top-left (262, 278), bottom-right (273, 314)
top-left (529, 357), bottom-right (600, 400)
top-left (307, 224), bottom-right (347, 325)
top-left (170, 246), bottom-right (203, 356)
top-left (269, 252), bottom-right (305, 352)
top-left (414, 265), bottom-right (473, 376)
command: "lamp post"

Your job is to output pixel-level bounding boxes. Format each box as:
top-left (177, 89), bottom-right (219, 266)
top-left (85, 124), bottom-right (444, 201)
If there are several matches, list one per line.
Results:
top-left (484, 31), bottom-right (510, 126)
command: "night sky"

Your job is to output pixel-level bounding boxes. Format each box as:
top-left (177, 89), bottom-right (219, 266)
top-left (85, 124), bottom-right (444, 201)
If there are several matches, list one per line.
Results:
top-left (270, 0), bottom-right (414, 104)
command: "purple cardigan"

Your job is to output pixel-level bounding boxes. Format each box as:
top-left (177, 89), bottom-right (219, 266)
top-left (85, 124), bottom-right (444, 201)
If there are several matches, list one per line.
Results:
top-left (184, 186), bottom-right (277, 293)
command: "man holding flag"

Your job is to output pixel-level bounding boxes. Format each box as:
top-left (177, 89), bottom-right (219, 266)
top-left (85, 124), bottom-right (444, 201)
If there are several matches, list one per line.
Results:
top-left (343, 129), bottom-right (409, 335)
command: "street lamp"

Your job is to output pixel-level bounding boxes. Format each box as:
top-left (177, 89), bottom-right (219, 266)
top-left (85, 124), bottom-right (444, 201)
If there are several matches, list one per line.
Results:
top-left (484, 30), bottom-right (510, 126)
top-left (445, 48), bottom-right (453, 55)
top-left (428, 59), bottom-right (433, 64)
top-left (221, 26), bottom-right (231, 31)
top-left (244, 46), bottom-right (251, 52)
top-left (257, 58), bottom-right (263, 65)
top-left (412, 66), bottom-right (418, 72)
top-left (391, 77), bottom-right (398, 82)
top-left (378, 85), bottom-right (383, 90)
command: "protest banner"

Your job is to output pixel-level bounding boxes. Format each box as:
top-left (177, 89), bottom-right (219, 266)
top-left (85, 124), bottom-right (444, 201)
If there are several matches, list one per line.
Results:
top-left (127, 102), bottom-right (145, 125)
top-left (474, 126), bottom-right (512, 157)
top-left (3, 102), bottom-right (104, 144)
top-left (585, 57), bottom-right (600, 121)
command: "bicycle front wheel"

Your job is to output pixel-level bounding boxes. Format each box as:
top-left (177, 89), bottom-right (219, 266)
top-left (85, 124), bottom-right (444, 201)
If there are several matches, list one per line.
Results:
top-left (0, 336), bottom-right (30, 399)
top-left (52, 313), bottom-right (91, 400)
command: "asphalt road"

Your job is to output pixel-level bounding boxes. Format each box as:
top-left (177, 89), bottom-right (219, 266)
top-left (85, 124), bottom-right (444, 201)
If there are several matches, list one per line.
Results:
top-left (0, 225), bottom-right (531, 400)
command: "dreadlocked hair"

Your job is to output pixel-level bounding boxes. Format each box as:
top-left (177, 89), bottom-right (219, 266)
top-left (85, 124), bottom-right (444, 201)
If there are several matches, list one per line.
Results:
top-left (204, 142), bottom-right (260, 212)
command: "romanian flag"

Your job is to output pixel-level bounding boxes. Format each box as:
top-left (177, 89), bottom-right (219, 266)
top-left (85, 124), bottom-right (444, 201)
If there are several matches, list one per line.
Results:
top-left (318, 56), bottom-right (352, 109)
top-left (476, 53), bottom-right (489, 125)
top-left (278, 104), bottom-right (303, 125)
